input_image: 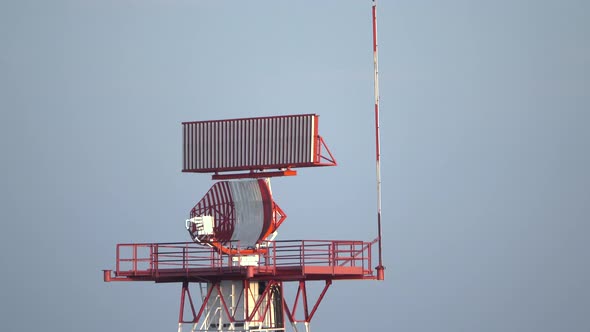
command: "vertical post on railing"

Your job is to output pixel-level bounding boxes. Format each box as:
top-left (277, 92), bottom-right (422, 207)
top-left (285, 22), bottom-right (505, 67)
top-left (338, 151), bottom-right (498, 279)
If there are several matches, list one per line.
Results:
top-left (186, 243), bottom-right (190, 271)
top-left (329, 242), bottom-right (334, 268)
top-left (150, 243), bottom-right (156, 275)
top-left (133, 244), bottom-right (137, 274)
top-left (116, 244), bottom-right (120, 274)
top-left (149, 244), bottom-right (154, 271)
top-left (350, 243), bottom-right (354, 267)
top-left (301, 240), bottom-right (305, 269)
top-left (181, 245), bottom-right (185, 270)
top-left (210, 245), bottom-right (214, 270)
top-left (361, 242), bottom-right (365, 271)
top-left (215, 244), bottom-right (220, 270)
top-left (273, 241), bottom-right (277, 275)
top-left (331, 242), bottom-right (336, 274)
top-left (154, 244), bottom-right (159, 279)
top-left (263, 242), bottom-right (267, 267)
top-left (368, 242), bottom-right (372, 274)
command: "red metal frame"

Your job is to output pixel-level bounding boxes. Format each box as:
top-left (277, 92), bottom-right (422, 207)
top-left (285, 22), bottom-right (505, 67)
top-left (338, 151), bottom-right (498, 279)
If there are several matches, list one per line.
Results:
top-left (212, 169), bottom-right (297, 180)
top-left (175, 279), bottom-right (333, 331)
top-left (187, 180), bottom-right (287, 255)
top-left (104, 240), bottom-right (375, 283)
top-left (282, 280), bottom-right (331, 325)
top-left (118, 240), bottom-right (374, 331)
top-left (178, 281), bottom-right (199, 324)
top-left (182, 114), bottom-right (336, 179)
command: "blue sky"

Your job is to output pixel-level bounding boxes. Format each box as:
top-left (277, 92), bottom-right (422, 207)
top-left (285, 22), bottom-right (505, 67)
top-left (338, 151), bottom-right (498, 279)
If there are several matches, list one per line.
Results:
top-left (1, 1), bottom-right (589, 331)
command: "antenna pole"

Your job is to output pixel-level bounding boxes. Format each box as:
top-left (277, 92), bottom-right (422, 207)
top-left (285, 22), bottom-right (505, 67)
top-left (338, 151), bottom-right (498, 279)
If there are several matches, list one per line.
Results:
top-left (372, 0), bottom-right (385, 280)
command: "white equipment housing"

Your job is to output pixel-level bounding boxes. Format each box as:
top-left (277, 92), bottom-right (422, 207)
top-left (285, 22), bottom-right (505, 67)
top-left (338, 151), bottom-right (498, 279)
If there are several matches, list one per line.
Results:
top-left (186, 216), bottom-right (215, 242)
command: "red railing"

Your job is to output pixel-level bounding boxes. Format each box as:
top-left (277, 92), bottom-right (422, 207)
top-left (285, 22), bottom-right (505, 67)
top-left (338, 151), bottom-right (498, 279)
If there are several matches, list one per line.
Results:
top-left (114, 240), bottom-right (374, 279)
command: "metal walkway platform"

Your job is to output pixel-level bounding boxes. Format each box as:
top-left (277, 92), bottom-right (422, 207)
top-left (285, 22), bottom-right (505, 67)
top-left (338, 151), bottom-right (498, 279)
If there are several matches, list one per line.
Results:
top-left (104, 240), bottom-right (376, 283)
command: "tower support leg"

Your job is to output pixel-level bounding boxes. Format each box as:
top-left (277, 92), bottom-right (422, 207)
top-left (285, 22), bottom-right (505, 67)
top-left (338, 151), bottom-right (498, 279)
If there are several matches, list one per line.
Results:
top-left (178, 280), bottom-right (291, 331)
top-left (282, 280), bottom-right (331, 331)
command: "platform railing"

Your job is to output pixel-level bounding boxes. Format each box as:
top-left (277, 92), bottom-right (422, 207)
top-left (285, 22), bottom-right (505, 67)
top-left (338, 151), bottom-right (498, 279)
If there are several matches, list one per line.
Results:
top-left (115, 240), bottom-right (373, 278)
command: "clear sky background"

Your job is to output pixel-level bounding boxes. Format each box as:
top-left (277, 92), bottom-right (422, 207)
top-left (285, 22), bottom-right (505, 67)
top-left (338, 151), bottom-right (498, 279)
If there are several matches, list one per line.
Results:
top-left (1, 0), bottom-right (589, 331)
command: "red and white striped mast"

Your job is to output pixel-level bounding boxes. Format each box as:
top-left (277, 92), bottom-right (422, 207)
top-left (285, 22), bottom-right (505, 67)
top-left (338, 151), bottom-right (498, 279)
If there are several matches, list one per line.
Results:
top-left (372, 0), bottom-right (385, 280)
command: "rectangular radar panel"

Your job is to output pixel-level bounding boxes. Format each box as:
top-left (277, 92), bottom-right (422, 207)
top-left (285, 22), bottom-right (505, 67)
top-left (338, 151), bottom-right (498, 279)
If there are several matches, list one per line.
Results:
top-left (182, 114), bottom-right (336, 174)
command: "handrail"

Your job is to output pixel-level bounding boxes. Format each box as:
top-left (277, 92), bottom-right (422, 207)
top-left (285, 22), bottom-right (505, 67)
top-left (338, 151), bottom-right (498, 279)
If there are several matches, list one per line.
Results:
top-left (114, 240), bottom-right (373, 278)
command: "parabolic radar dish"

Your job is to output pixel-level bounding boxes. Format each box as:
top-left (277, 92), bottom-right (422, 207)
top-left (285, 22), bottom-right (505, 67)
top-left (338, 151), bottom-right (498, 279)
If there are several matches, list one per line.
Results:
top-left (186, 179), bottom-right (286, 254)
